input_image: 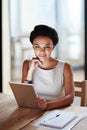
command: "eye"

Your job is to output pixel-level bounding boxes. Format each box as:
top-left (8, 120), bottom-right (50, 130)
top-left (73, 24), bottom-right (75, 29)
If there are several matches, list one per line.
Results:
top-left (45, 45), bottom-right (51, 49)
top-left (34, 45), bottom-right (40, 49)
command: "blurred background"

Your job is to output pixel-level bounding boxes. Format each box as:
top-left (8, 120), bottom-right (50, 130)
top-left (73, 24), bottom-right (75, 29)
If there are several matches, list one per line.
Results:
top-left (2, 0), bottom-right (85, 94)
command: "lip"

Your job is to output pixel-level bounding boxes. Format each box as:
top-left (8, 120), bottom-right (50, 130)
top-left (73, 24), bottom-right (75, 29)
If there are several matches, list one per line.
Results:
top-left (39, 55), bottom-right (46, 58)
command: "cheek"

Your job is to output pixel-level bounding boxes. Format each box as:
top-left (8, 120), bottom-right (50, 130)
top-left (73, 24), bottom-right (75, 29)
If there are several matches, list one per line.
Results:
top-left (46, 49), bottom-right (53, 54)
top-left (34, 50), bottom-right (39, 56)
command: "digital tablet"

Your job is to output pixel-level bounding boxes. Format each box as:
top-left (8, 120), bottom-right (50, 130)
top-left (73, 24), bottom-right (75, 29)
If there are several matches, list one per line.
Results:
top-left (9, 81), bottom-right (38, 109)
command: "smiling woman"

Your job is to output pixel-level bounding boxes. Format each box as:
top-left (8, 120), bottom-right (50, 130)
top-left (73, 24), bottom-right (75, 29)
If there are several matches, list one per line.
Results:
top-left (21, 24), bottom-right (74, 110)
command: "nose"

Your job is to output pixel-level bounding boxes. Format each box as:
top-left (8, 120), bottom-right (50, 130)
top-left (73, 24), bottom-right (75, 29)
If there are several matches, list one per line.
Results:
top-left (40, 47), bottom-right (45, 52)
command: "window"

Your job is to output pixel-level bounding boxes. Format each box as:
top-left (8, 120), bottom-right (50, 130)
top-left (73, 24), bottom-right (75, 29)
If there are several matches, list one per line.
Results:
top-left (2, 0), bottom-right (84, 93)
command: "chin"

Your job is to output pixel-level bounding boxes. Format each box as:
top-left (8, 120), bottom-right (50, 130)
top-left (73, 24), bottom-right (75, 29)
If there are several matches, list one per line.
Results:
top-left (39, 58), bottom-right (46, 62)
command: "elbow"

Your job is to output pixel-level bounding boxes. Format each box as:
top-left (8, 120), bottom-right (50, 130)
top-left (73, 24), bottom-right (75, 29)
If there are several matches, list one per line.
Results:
top-left (67, 92), bottom-right (75, 105)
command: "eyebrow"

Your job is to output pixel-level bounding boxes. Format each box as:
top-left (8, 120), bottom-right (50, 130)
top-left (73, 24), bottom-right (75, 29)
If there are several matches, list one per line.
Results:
top-left (33, 43), bottom-right (52, 46)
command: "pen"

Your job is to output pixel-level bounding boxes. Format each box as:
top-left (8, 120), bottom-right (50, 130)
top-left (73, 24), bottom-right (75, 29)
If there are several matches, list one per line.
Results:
top-left (44, 114), bottom-right (60, 122)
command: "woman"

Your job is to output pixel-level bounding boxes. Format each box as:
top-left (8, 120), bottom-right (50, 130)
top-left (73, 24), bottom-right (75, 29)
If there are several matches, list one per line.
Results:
top-left (21, 24), bottom-right (74, 110)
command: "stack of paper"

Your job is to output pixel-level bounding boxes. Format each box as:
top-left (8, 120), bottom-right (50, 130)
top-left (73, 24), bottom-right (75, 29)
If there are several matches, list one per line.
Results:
top-left (33, 109), bottom-right (87, 130)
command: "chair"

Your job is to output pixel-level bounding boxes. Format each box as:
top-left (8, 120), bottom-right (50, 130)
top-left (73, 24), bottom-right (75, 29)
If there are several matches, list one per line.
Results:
top-left (74, 80), bottom-right (87, 106)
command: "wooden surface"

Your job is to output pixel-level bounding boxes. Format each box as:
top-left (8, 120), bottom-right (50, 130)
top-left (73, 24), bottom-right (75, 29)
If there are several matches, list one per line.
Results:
top-left (0, 93), bottom-right (44, 130)
top-left (0, 93), bottom-right (87, 130)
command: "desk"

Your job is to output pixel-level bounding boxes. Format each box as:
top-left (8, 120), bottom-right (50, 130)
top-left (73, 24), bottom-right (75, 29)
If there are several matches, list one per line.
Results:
top-left (0, 93), bottom-right (87, 130)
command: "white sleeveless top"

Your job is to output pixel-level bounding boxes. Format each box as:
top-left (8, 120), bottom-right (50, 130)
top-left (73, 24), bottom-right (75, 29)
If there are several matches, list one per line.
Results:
top-left (33, 60), bottom-right (65, 100)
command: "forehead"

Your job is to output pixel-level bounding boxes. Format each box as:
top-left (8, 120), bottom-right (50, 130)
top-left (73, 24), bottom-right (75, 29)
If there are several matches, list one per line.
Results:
top-left (33, 36), bottom-right (53, 45)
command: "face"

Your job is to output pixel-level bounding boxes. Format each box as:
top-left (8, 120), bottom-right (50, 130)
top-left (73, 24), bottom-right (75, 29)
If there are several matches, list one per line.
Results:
top-left (33, 36), bottom-right (55, 62)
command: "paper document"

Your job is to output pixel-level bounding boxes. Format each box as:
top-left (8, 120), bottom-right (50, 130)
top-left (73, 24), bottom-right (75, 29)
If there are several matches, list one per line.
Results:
top-left (33, 108), bottom-right (87, 130)
top-left (40, 110), bottom-right (77, 129)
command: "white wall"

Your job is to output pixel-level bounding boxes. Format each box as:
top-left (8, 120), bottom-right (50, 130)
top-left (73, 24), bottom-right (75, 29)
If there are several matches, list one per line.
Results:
top-left (2, 0), bottom-right (11, 94)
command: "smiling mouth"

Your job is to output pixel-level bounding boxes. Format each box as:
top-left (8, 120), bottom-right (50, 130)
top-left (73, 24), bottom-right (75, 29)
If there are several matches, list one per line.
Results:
top-left (39, 55), bottom-right (46, 58)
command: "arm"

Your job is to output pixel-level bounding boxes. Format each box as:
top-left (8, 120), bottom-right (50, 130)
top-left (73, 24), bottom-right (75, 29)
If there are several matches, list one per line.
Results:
top-left (21, 60), bottom-right (29, 83)
top-left (36, 63), bottom-right (75, 110)
top-left (21, 58), bottom-right (43, 82)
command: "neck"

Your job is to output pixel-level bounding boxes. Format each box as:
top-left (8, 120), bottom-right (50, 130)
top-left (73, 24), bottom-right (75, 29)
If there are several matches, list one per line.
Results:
top-left (39, 58), bottom-right (54, 68)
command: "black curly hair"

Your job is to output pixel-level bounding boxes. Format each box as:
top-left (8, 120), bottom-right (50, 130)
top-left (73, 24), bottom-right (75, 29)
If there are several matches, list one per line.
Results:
top-left (30, 25), bottom-right (59, 46)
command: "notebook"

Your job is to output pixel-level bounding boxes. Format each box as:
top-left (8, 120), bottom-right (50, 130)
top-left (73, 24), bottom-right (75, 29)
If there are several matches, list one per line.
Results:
top-left (40, 110), bottom-right (78, 129)
top-left (9, 81), bottom-right (38, 109)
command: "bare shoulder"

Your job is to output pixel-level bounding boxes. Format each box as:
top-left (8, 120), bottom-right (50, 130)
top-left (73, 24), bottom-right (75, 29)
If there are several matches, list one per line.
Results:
top-left (65, 62), bottom-right (72, 68)
top-left (22, 59), bottom-right (31, 69)
top-left (23, 59), bottom-right (31, 65)
top-left (64, 62), bottom-right (73, 73)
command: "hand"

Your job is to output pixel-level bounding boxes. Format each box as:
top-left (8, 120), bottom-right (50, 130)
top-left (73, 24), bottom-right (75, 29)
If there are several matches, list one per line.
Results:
top-left (35, 97), bottom-right (47, 110)
top-left (26, 58), bottom-right (43, 81)
top-left (29, 57), bottom-right (43, 72)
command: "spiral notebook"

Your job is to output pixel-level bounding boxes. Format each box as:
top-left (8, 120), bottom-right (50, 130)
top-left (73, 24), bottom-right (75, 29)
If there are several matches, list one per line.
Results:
top-left (40, 110), bottom-right (77, 129)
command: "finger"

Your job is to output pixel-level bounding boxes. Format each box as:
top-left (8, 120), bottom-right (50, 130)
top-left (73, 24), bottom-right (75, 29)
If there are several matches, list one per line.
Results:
top-left (32, 58), bottom-right (43, 66)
